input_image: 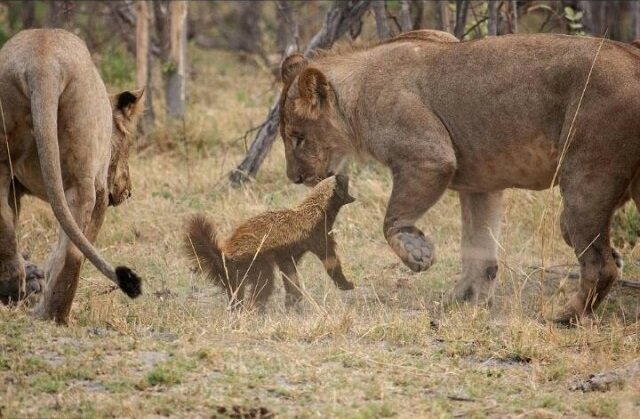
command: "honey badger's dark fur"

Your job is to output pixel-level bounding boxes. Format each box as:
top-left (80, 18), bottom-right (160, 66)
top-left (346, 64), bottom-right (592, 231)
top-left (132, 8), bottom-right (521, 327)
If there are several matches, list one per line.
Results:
top-left (185, 175), bottom-right (355, 310)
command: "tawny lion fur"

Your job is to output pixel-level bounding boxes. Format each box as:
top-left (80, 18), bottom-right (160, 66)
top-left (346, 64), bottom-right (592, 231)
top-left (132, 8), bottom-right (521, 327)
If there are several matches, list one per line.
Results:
top-left (278, 29), bottom-right (640, 324)
top-left (0, 29), bottom-right (144, 323)
top-left (185, 175), bottom-right (355, 310)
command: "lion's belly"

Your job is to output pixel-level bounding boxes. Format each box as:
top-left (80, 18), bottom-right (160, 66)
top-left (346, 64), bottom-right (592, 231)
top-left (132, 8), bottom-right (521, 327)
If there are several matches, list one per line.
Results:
top-left (449, 141), bottom-right (560, 192)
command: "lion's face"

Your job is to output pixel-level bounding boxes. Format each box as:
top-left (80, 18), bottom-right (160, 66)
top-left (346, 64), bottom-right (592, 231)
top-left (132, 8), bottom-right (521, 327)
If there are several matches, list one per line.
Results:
top-left (280, 108), bottom-right (347, 186)
top-left (279, 55), bottom-right (350, 186)
top-left (109, 89), bottom-right (144, 206)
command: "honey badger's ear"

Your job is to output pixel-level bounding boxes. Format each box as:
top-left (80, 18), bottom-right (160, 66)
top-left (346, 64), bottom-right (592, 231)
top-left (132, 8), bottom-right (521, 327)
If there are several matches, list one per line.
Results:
top-left (294, 68), bottom-right (331, 120)
top-left (335, 174), bottom-right (355, 204)
top-left (112, 88), bottom-right (145, 121)
top-left (281, 53), bottom-right (307, 84)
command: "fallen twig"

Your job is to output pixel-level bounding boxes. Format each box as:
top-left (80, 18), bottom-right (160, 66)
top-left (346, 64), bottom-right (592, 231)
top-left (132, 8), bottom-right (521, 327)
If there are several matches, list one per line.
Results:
top-left (529, 266), bottom-right (640, 290)
top-left (570, 359), bottom-right (640, 392)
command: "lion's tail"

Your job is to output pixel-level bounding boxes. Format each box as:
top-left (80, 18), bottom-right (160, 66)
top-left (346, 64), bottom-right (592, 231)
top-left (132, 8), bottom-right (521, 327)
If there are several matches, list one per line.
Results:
top-left (27, 66), bottom-right (141, 300)
top-left (184, 214), bottom-right (230, 290)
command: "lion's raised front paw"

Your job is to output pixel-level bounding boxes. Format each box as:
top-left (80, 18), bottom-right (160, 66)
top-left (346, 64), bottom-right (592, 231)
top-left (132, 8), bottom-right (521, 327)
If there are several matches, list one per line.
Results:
top-left (388, 227), bottom-right (435, 272)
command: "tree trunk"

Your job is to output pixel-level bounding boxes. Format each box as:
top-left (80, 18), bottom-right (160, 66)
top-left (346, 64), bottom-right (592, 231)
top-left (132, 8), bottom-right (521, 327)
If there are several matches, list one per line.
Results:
top-left (372, 1), bottom-right (391, 40)
top-left (578, 0), bottom-right (593, 35)
top-left (166, 1), bottom-right (187, 120)
top-left (412, 0), bottom-right (424, 30)
top-left (593, 0), bottom-right (607, 37)
top-left (454, 0), bottom-right (470, 39)
top-left (153, 1), bottom-right (169, 60)
top-left (21, 1), bottom-right (36, 29)
top-left (399, 0), bottom-right (413, 32)
top-left (579, 0), bottom-right (607, 37)
top-left (509, 0), bottom-right (517, 34)
top-left (633, 0), bottom-right (640, 41)
top-left (228, 1), bottom-right (264, 58)
top-left (276, 1), bottom-right (299, 55)
top-left (48, 0), bottom-right (60, 27)
top-left (436, 0), bottom-right (451, 33)
top-left (607, 1), bottom-right (622, 41)
top-left (488, 1), bottom-right (498, 36)
top-left (229, 0), bottom-right (372, 186)
top-left (136, 1), bottom-right (154, 128)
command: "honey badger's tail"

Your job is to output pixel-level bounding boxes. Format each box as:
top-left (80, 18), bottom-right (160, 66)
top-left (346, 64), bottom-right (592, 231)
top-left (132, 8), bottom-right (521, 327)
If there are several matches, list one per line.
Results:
top-left (184, 214), bottom-right (229, 289)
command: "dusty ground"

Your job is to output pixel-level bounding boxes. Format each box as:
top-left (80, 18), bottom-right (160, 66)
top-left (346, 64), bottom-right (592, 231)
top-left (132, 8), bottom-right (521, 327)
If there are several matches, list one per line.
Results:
top-left (1, 47), bottom-right (639, 418)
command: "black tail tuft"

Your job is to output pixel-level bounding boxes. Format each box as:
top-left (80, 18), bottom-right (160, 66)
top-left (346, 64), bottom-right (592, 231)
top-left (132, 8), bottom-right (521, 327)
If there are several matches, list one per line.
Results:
top-left (115, 266), bottom-right (142, 298)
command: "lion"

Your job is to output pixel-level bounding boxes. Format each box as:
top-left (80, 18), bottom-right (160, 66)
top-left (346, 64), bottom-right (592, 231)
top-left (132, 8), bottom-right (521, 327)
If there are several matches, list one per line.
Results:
top-left (185, 175), bottom-right (355, 310)
top-left (0, 29), bottom-right (144, 323)
top-left (278, 29), bottom-right (640, 324)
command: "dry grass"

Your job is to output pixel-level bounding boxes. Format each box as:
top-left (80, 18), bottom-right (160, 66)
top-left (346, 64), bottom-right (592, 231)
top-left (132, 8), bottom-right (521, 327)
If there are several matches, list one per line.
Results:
top-left (1, 46), bottom-right (639, 418)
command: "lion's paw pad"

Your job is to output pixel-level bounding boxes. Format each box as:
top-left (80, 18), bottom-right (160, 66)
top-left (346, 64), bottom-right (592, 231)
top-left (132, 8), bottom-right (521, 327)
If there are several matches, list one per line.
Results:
top-left (390, 230), bottom-right (435, 272)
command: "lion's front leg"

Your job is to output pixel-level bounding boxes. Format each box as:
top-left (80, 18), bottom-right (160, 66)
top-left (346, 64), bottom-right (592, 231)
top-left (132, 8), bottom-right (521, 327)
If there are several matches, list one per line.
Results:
top-left (451, 191), bottom-right (503, 306)
top-left (37, 184), bottom-right (105, 324)
top-left (384, 162), bottom-right (455, 272)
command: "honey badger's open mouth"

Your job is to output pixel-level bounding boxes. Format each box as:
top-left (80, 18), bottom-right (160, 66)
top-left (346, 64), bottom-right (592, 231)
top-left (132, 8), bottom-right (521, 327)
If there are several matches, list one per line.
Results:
top-left (303, 177), bottom-right (322, 187)
top-left (303, 170), bottom-right (338, 187)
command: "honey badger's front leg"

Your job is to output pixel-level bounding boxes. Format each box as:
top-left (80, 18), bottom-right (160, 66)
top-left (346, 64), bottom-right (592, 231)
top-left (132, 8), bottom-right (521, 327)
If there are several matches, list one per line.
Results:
top-left (311, 236), bottom-right (354, 290)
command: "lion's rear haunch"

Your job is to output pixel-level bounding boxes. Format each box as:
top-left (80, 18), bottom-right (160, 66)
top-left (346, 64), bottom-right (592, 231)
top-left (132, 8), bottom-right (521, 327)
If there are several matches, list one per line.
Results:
top-left (184, 215), bottom-right (227, 287)
top-left (115, 266), bottom-right (142, 298)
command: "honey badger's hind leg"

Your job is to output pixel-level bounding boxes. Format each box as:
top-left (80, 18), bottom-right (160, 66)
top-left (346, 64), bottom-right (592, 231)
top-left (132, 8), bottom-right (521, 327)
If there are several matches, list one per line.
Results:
top-left (278, 256), bottom-right (304, 310)
top-left (222, 267), bottom-right (246, 311)
top-left (251, 264), bottom-right (275, 312)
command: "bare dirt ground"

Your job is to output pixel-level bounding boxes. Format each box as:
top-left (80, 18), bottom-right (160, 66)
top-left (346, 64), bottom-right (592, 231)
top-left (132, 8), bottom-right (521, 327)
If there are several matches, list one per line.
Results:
top-left (1, 47), bottom-right (639, 418)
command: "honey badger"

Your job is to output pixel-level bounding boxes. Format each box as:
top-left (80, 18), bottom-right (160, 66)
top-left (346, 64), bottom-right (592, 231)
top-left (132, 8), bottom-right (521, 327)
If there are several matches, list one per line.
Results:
top-left (185, 175), bottom-right (355, 310)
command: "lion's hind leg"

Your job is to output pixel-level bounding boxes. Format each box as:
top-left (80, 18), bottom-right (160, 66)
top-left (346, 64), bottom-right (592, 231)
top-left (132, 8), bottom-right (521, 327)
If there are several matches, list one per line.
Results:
top-left (0, 167), bottom-right (25, 303)
top-left (555, 176), bottom-right (626, 325)
top-left (37, 182), bottom-right (101, 324)
top-left (451, 191), bottom-right (503, 306)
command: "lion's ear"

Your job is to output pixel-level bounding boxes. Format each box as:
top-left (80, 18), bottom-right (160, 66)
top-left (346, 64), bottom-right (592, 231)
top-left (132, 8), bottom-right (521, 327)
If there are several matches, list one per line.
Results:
top-left (294, 68), bottom-right (331, 120)
top-left (112, 88), bottom-right (145, 120)
top-left (281, 53), bottom-right (307, 84)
